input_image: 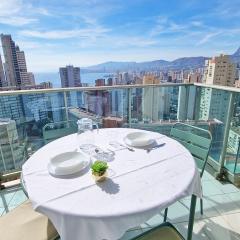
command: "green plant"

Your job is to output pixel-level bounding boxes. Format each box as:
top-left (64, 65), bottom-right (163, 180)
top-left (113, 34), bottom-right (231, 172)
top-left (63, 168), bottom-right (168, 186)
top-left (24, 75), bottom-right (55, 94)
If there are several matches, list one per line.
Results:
top-left (91, 161), bottom-right (108, 176)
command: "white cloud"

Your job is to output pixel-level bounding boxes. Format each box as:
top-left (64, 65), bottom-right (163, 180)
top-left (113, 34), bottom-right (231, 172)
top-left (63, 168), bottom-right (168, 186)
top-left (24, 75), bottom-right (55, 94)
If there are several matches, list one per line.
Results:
top-left (196, 31), bottom-right (222, 45)
top-left (149, 17), bottom-right (202, 37)
top-left (0, 0), bottom-right (22, 16)
top-left (19, 27), bottom-right (111, 39)
top-left (0, 0), bottom-right (50, 26)
top-left (0, 16), bottom-right (37, 26)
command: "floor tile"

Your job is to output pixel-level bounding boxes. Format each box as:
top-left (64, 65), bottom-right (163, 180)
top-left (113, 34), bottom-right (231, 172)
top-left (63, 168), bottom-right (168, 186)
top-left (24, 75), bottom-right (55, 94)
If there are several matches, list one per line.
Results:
top-left (181, 197), bottom-right (219, 219)
top-left (0, 189), bottom-right (16, 205)
top-left (202, 171), bottom-right (215, 182)
top-left (202, 181), bottom-right (224, 196)
top-left (197, 216), bottom-right (240, 240)
top-left (205, 194), bottom-right (240, 215)
top-left (227, 192), bottom-right (240, 208)
top-left (212, 181), bottom-right (240, 194)
top-left (141, 214), bottom-right (163, 228)
top-left (175, 221), bottom-right (211, 240)
top-left (119, 228), bottom-right (143, 240)
top-left (1, 209), bottom-right (6, 216)
top-left (165, 201), bottom-right (190, 223)
top-left (222, 212), bottom-right (240, 234)
top-left (8, 190), bottom-right (27, 207)
top-left (0, 207), bottom-right (4, 216)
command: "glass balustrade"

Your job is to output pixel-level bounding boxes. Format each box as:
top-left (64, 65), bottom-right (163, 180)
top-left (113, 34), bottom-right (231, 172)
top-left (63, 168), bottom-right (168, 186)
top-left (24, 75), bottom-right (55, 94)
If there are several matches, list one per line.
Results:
top-left (0, 83), bottom-right (239, 185)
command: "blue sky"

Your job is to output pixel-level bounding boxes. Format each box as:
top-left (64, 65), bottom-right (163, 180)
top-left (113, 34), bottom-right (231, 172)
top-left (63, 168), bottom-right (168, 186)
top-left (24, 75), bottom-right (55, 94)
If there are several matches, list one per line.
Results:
top-left (0, 0), bottom-right (240, 72)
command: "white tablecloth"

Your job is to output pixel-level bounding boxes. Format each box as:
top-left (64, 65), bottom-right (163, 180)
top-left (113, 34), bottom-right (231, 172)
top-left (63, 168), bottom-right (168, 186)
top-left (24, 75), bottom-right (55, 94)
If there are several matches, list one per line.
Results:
top-left (22, 128), bottom-right (202, 240)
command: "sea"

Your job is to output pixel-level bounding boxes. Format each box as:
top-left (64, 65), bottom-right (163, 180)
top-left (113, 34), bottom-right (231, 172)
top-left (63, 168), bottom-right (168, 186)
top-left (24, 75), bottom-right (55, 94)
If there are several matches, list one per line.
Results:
top-left (34, 72), bottom-right (112, 88)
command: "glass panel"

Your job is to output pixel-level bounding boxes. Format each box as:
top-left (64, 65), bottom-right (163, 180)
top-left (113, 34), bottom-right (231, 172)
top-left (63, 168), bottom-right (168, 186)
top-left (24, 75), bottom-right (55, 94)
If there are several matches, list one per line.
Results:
top-left (194, 87), bottom-right (230, 163)
top-left (129, 85), bottom-right (193, 135)
top-left (225, 93), bottom-right (240, 173)
top-left (0, 84), bottom-right (235, 174)
top-left (66, 89), bottom-right (129, 128)
top-left (0, 92), bottom-right (66, 172)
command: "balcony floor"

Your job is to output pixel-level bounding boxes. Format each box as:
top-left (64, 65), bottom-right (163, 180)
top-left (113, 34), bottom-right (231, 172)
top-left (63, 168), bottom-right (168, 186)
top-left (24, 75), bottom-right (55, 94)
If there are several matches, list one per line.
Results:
top-left (1, 171), bottom-right (240, 240)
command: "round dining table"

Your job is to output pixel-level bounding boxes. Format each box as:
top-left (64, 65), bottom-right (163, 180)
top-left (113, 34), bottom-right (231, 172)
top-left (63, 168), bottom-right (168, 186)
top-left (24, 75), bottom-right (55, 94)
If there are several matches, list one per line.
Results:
top-left (22, 128), bottom-right (202, 240)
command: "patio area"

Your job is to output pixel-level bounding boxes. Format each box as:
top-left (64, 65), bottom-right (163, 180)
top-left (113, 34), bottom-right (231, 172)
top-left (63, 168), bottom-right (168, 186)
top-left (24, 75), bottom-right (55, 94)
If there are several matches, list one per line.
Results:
top-left (1, 169), bottom-right (240, 240)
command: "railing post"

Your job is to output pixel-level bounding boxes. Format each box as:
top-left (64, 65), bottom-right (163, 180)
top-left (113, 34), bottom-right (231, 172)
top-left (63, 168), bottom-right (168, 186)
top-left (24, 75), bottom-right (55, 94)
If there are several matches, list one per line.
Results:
top-left (63, 91), bottom-right (69, 127)
top-left (177, 85), bottom-right (189, 120)
top-left (0, 144), bottom-right (6, 171)
top-left (234, 139), bottom-right (240, 174)
top-left (218, 92), bottom-right (235, 177)
top-left (128, 88), bottom-right (132, 128)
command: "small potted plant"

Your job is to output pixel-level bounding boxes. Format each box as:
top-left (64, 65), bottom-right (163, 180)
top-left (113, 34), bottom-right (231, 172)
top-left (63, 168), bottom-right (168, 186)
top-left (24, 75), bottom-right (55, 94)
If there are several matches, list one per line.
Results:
top-left (91, 160), bottom-right (108, 182)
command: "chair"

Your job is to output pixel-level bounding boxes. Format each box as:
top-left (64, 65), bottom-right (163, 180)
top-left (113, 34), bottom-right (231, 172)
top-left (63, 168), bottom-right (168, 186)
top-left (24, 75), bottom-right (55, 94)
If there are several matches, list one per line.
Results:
top-left (0, 200), bottom-right (59, 240)
top-left (131, 195), bottom-right (197, 240)
top-left (166, 123), bottom-right (212, 217)
top-left (0, 174), bottom-right (59, 240)
top-left (43, 121), bottom-right (77, 144)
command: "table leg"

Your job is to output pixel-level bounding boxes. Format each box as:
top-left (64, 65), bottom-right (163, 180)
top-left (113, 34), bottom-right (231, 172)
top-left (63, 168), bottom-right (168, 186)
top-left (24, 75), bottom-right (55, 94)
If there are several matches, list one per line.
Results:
top-left (187, 195), bottom-right (197, 240)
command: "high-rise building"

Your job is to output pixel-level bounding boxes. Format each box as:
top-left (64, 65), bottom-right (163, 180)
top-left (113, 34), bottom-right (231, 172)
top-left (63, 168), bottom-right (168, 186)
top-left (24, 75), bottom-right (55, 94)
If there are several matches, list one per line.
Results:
top-left (142, 75), bottom-right (170, 121)
top-left (203, 54), bottom-right (235, 87)
top-left (15, 46), bottom-right (33, 86)
top-left (184, 72), bottom-right (201, 84)
top-left (95, 79), bottom-right (105, 86)
top-left (0, 54), bottom-right (6, 87)
top-left (39, 81), bottom-right (52, 89)
top-left (198, 54), bottom-right (236, 122)
top-left (0, 34), bottom-right (34, 87)
top-left (107, 78), bottom-right (113, 86)
top-left (1, 34), bottom-right (20, 86)
top-left (27, 72), bottom-right (35, 85)
top-left (143, 75), bottom-right (160, 84)
top-left (122, 72), bottom-right (129, 84)
top-left (59, 65), bottom-right (81, 88)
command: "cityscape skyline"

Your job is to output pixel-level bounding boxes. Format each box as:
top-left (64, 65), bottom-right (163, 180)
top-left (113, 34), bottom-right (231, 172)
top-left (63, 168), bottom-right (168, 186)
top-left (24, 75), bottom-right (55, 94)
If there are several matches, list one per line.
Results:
top-left (0, 0), bottom-right (240, 72)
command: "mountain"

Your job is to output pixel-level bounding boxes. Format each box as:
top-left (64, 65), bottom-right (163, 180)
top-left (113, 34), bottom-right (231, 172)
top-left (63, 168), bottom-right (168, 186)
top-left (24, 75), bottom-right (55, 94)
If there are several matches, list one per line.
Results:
top-left (85, 57), bottom-right (208, 72)
top-left (84, 47), bottom-right (240, 72)
top-left (231, 47), bottom-right (240, 66)
top-left (232, 47), bottom-right (240, 56)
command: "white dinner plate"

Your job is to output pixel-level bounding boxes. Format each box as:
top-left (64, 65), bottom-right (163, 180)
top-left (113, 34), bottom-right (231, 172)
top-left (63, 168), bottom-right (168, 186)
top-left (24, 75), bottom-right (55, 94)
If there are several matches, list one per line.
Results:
top-left (48, 151), bottom-right (90, 176)
top-left (124, 132), bottom-right (155, 147)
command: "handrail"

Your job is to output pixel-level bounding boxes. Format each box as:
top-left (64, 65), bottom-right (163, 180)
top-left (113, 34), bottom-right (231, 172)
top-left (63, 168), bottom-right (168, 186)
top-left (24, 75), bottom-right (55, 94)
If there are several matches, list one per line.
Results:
top-left (0, 82), bottom-right (239, 96)
top-left (0, 83), bottom-right (192, 96)
top-left (194, 83), bottom-right (240, 93)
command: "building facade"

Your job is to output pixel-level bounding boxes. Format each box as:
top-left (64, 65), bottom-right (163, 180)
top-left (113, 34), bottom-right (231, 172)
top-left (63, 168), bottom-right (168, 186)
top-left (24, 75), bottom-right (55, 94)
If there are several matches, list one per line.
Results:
top-left (204, 54), bottom-right (235, 87)
top-left (0, 34), bottom-right (34, 87)
top-left (59, 65), bottom-right (81, 88)
top-left (198, 54), bottom-right (236, 122)
top-left (0, 54), bottom-right (6, 87)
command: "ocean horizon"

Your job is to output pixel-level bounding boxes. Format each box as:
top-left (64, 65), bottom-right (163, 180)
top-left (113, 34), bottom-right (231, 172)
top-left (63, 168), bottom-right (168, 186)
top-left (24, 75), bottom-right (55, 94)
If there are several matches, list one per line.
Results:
top-left (34, 72), bottom-right (112, 88)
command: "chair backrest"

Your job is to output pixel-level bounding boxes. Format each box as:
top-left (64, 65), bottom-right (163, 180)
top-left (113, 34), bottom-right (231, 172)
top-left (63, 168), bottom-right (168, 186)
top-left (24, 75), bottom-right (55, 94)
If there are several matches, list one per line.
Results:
top-left (170, 123), bottom-right (212, 177)
top-left (43, 121), bottom-right (77, 144)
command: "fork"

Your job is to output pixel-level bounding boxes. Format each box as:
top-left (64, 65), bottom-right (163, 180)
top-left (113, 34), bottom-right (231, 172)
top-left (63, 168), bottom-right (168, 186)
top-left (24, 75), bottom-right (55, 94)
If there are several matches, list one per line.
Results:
top-left (109, 141), bottom-right (134, 152)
